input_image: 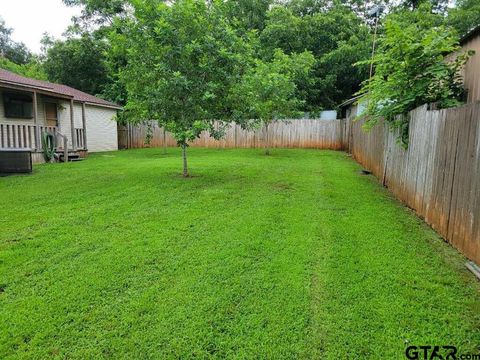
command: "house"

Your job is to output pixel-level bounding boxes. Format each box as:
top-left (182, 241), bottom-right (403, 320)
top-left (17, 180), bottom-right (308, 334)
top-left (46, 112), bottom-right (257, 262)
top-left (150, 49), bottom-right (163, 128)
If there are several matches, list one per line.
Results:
top-left (337, 95), bottom-right (365, 120)
top-left (0, 69), bottom-right (121, 163)
top-left (457, 25), bottom-right (480, 103)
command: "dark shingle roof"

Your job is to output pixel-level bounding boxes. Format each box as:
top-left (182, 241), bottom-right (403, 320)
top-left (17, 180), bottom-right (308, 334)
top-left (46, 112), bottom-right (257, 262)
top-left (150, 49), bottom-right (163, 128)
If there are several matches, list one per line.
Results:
top-left (460, 24), bottom-right (480, 45)
top-left (0, 68), bottom-right (121, 109)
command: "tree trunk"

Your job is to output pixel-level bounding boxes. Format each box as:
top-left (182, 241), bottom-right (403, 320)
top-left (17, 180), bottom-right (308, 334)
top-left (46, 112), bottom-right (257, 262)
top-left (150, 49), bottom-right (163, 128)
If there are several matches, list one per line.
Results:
top-left (264, 123), bottom-right (270, 156)
top-left (182, 143), bottom-right (189, 177)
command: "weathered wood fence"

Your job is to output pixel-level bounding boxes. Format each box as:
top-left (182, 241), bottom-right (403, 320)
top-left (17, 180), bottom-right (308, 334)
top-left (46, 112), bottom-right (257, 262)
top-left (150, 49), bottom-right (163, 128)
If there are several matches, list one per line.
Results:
top-left (118, 119), bottom-right (345, 150)
top-left (118, 103), bottom-right (480, 263)
top-left (345, 103), bottom-right (480, 264)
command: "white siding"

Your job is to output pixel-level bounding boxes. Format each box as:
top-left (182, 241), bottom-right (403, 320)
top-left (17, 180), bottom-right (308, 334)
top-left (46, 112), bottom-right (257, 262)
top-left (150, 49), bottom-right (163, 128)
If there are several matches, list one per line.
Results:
top-left (85, 105), bottom-right (118, 152)
top-left (74, 104), bottom-right (83, 128)
top-left (56, 102), bottom-right (83, 147)
top-left (57, 101), bottom-right (72, 145)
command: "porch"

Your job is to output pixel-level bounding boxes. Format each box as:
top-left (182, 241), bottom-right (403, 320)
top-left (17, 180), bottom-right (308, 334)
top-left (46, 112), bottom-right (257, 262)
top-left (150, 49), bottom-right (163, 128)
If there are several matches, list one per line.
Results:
top-left (0, 83), bottom-right (88, 163)
top-left (0, 124), bottom-right (86, 150)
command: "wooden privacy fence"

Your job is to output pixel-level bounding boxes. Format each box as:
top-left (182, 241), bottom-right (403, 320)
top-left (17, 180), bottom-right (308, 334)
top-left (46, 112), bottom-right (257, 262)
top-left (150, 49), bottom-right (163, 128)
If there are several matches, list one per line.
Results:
top-left (118, 119), bottom-right (346, 150)
top-left (118, 103), bottom-right (480, 263)
top-left (345, 103), bottom-right (480, 264)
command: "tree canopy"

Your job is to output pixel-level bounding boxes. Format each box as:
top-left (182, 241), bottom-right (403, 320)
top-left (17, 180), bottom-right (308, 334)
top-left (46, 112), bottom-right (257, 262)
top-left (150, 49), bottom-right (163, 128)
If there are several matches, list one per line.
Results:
top-left (62, 0), bottom-right (129, 29)
top-left (357, 4), bottom-right (472, 144)
top-left (0, 18), bottom-right (32, 65)
top-left (0, 18), bottom-right (46, 80)
top-left (0, 0), bottom-right (476, 111)
top-left (447, 0), bottom-right (480, 36)
top-left (117, 0), bottom-right (254, 176)
top-left (41, 34), bottom-right (111, 96)
top-left (33, 0), bottom-right (479, 115)
top-left (259, 4), bottom-right (371, 111)
top-left (230, 49), bottom-right (315, 154)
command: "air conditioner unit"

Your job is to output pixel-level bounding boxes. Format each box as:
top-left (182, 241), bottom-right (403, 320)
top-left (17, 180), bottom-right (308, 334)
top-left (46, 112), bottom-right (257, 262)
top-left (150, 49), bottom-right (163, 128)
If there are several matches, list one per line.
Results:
top-left (0, 149), bottom-right (32, 174)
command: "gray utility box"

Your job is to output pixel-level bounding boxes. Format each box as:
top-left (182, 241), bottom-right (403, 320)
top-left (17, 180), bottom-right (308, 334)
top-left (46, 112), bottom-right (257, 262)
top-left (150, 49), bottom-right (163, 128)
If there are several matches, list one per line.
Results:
top-left (0, 149), bottom-right (32, 174)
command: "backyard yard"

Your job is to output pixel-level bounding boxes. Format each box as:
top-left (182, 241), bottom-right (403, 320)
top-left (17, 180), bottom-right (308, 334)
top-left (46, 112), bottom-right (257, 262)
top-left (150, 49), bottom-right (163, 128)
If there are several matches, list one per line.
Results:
top-left (1, 148), bottom-right (479, 359)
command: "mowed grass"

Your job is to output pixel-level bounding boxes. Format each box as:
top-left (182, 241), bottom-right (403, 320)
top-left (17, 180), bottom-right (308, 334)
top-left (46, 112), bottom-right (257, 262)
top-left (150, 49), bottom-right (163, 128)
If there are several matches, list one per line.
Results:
top-left (0, 148), bottom-right (479, 359)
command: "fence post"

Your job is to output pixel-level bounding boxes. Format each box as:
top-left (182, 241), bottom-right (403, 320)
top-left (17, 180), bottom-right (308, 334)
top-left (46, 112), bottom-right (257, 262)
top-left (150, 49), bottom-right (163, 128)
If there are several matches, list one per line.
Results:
top-left (234, 123), bottom-right (237, 148)
top-left (163, 128), bottom-right (167, 154)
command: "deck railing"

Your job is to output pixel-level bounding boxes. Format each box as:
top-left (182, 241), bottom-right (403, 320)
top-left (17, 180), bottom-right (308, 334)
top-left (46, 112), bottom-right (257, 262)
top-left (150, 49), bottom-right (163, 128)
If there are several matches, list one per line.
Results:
top-left (0, 124), bottom-right (33, 149)
top-left (0, 124), bottom-right (86, 152)
top-left (75, 128), bottom-right (86, 150)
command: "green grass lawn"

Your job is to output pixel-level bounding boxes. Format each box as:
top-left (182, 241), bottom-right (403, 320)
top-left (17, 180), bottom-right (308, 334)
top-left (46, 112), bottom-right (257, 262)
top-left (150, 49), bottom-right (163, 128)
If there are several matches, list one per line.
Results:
top-left (1, 148), bottom-right (479, 359)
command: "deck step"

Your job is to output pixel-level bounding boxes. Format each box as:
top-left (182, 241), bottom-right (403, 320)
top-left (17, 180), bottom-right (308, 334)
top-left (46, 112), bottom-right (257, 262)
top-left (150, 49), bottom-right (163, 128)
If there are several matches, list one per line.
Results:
top-left (54, 151), bottom-right (85, 163)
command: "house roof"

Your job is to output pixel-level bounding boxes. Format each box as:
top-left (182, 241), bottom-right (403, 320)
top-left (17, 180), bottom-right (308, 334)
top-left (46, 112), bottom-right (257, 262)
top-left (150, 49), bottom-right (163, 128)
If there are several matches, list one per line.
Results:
top-left (338, 95), bottom-right (363, 109)
top-left (460, 24), bottom-right (480, 45)
top-left (0, 69), bottom-right (122, 109)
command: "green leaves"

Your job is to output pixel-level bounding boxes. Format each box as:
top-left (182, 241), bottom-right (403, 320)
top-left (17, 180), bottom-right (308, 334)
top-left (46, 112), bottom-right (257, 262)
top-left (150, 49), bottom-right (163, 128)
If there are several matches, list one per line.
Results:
top-left (259, 4), bottom-right (371, 110)
top-left (447, 0), bottom-right (480, 36)
top-left (42, 34), bottom-right (111, 96)
top-left (229, 49), bottom-right (315, 128)
top-left (0, 57), bottom-right (47, 81)
top-left (357, 4), bottom-right (472, 145)
top-left (0, 19), bottom-right (32, 66)
top-left (119, 0), bottom-right (253, 148)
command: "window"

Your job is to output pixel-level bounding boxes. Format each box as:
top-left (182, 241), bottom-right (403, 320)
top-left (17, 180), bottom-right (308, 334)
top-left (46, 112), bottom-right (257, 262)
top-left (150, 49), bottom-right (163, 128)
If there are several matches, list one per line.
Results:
top-left (3, 92), bottom-right (33, 119)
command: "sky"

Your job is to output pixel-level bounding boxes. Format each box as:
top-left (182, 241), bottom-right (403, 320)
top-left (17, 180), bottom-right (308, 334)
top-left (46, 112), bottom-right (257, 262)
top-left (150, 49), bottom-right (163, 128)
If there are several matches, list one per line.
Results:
top-left (0, 0), bottom-right (81, 53)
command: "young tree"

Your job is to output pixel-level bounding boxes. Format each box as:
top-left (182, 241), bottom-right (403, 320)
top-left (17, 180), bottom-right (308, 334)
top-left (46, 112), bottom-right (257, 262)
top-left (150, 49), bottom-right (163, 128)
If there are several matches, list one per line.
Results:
top-left (230, 49), bottom-right (315, 155)
top-left (116, 0), bottom-right (253, 177)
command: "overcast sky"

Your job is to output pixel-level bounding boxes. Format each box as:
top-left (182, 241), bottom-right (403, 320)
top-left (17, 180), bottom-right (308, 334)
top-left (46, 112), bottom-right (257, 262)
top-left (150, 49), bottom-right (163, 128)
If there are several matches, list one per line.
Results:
top-left (0, 0), bottom-right (81, 53)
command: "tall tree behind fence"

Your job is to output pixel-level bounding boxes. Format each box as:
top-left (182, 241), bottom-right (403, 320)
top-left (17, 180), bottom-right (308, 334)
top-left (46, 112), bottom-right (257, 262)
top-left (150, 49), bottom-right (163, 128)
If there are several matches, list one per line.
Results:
top-left (118, 104), bottom-right (480, 263)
